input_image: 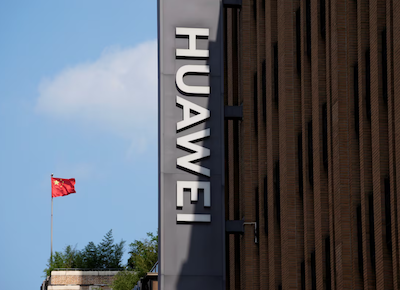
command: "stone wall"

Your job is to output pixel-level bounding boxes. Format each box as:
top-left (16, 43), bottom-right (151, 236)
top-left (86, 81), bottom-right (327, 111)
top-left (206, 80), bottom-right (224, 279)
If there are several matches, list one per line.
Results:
top-left (48, 270), bottom-right (119, 290)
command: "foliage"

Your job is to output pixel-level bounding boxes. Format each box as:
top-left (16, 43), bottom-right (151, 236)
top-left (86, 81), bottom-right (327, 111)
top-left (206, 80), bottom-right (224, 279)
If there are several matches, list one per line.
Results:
top-left (43, 230), bottom-right (158, 290)
top-left (111, 271), bottom-right (139, 290)
top-left (112, 232), bottom-right (158, 290)
top-left (127, 232), bottom-right (158, 278)
top-left (43, 230), bottom-right (125, 276)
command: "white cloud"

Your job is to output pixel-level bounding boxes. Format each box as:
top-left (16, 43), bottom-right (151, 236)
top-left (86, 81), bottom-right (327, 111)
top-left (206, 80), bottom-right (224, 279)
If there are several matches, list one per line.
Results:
top-left (35, 40), bottom-right (157, 149)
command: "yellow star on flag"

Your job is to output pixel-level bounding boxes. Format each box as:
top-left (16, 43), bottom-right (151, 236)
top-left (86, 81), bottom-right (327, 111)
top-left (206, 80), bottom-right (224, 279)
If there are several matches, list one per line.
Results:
top-left (54, 180), bottom-right (59, 185)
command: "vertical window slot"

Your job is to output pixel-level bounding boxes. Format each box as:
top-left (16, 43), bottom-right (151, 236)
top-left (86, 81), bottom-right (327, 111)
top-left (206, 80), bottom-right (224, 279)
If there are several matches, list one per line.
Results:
top-left (325, 237), bottom-right (331, 290)
top-left (365, 49), bottom-right (371, 121)
top-left (273, 43), bottom-right (279, 106)
top-left (296, 8), bottom-right (301, 75)
top-left (264, 175), bottom-right (268, 234)
top-left (274, 161), bottom-right (281, 226)
top-left (301, 260), bottom-right (306, 290)
top-left (262, 60), bottom-right (267, 123)
top-left (369, 193), bottom-right (376, 271)
top-left (385, 177), bottom-right (392, 251)
top-left (357, 204), bottom-right (364, 275)
top-left (308, 121), bottom-right (314, 187)
top-left (320, 0), bottom-right (326, 39)
top-left (322, 103), bottom-right (328, 170)
top-left (306, 0), bottom-right (311, 57)
top-left (382, 29), bottom-right (388, 104)
top-left (298, 133), bottom-right (304, 199)
top-left (255, 187), bottom-right (259, 244)
top-left (311, 251), bottom-right (316, 290)
top-left (354, 64), bottom-right (360, 137)
top-left (253, 0), bottom-right (257, 20)
top-left (254, 72), bottom-right (258, 135)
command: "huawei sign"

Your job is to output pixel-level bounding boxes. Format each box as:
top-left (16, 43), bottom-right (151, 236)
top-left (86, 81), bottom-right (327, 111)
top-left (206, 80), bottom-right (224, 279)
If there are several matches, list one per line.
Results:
top-left (174, 27), bottom-right (212, 223)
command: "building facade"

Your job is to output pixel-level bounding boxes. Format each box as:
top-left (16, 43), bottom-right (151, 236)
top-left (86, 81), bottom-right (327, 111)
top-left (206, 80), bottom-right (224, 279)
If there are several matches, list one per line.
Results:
top-left (42, 270), bottom-right (118, 290)
top-left (223, 0), bottom-right (400, 289)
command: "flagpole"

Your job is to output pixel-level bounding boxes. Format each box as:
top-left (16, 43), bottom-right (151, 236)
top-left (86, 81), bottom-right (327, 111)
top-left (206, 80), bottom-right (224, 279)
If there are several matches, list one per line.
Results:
top-left (51, 173), bottom-right (53, 260)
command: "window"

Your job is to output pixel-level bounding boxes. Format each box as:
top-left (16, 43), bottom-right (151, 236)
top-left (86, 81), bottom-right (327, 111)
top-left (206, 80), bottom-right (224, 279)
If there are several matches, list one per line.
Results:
top-left (296, 8), bottom-right (301, 75)
top-left (306, 0), bottom-right (311, 57)
top-left (322, 103), bottom-right (328, 170)
top-left (356, 204), bottom-right (364, 275)
top-left (308, 121), bottom-right (313, 187)
top-left (254, 72), bottom-right (258, 135)
top-left (365, 49), bottom-right (371, 121)
top-left (298, 133), bottom-right (304, 199)
top-left (385, 177), bottom-right (392, 251)
top-left (320, 0), bottom-right (326, 39)
top-left (311, 251), bottom-right (316, 290)
top-left (325, 236), bottom-right (331, 290)
top-left (301, 260), bottom-right (306, 290)
top-left (273, 43), bottom-right (279, 105)
top-left (264, 175), bottom-right (268, 234)
top-left (274, 161), bottom-right (281, 226)
top-left (382, 29), bottom-right (388, 104)
top-left (262, 60), bottom-right (267, 123)
top-left (369, 193), bottom-right (375, 271)
top-left (354, 64), bottom-right (360, 136)
top-left (255, 187), bottom-right (259, 244)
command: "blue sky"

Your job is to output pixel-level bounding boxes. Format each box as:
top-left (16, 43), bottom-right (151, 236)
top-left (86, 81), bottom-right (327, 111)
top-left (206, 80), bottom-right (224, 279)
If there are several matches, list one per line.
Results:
top-left (0, 1), bottom-right (157, 288)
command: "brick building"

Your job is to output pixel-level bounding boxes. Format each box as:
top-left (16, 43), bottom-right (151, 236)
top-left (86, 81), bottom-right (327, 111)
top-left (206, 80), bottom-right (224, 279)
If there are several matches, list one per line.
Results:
top-left (223, 0), bottom-right (400, 289)
top-left (42, 270), bottom-right (119, 290)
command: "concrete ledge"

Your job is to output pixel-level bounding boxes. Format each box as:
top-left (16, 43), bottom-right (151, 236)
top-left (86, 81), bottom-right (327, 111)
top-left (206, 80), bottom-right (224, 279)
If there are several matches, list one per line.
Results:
top-left (48, 286), bottom-right (81, 290)
top-left (51, 271), bottom-right (120, 276)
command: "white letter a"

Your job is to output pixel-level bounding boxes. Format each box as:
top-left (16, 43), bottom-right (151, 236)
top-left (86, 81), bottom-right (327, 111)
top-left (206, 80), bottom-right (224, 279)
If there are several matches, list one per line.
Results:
top-left (176, 96), bottom-right (210, 131)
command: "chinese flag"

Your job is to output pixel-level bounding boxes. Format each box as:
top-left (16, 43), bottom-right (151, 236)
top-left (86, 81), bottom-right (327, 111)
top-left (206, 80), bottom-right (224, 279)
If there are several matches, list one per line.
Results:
top-left (51, 177), bottom-right (76, 198)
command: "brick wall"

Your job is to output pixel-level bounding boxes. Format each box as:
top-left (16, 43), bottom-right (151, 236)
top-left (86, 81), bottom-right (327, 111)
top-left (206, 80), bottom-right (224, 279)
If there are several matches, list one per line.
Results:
top-left (224, 0), bottom-right (399, 289)
top-left (50, 271), bottom-right (118, 288)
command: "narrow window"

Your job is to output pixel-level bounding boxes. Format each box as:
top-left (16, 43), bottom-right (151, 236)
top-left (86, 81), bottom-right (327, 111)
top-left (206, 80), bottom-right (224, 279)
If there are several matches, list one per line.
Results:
top-left (325, 237), bottom-right (331, 290)
top-left (385, 177), bottom-right (392, 251)
top-left (296, 8), bottom-right (301, 75)
top-left (354, 64), bottom-right (360, 137)
top-left (308, 121), bottom-right (314, 187)
top-left (357, 204), bottom-right (364, 275)
top-left (253, 0), bottom-right (257, 20)
top-left (273, 43), bottom-right (279, 105)
top-left (274, 161), bottom-right (281, 226)
top-left (306, 0), bottom-right (311, 57)
top-left (320, 0), bottom-right (326, 39)
top-left (264, 175), bottom-right (268, 234)
top-left (311, 251), bottom-right (316, 290)
top-left (322, 103), bottom-right (328, 170)
top-left (369, 193), bottom-right (376, 271)
top-left (301, 260), bottom-right (306, 290)
top-left (254, 72), bottom-right (258, 135)
top-left (298, 133), bottom-right (304, 199)
top-left (262, 60), bottom-right (267, 123)
top-left (365, 49), bottom-right (371, 121)
top-left (382, 29), bottom-right (388, 104)
top-left (255, 187), bottom-right (259, 244)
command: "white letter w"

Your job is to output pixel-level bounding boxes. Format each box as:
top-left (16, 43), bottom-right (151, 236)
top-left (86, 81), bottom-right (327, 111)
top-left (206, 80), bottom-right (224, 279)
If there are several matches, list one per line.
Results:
top-left (177, 129), bottom-right (210, 177)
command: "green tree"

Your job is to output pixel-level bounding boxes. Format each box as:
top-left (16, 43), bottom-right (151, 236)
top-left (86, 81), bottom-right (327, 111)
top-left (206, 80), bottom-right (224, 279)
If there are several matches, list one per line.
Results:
top-left (98, 229), bottom-right (125, 268)
top-left (127, 232), bottom-right (158, 278)
top-left (82, 241), bottom-right (99, 268)
top-left (43, 245), bottom-right (80, 276)
top-left (112, 232), bottom-right (158, 290)
top-left (111, 271), bottom-right (139, 290)
top-left (43, 230), bottom-right (125, 276)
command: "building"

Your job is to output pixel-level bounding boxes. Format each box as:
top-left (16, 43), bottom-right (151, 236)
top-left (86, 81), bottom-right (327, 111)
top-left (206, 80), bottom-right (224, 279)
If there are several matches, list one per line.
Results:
top-left (223, 0), bottom-right (400, 289)
top-left (41, 270), bottom-right (119, 290)
top-left (133, 262), bottom-right (159, 290)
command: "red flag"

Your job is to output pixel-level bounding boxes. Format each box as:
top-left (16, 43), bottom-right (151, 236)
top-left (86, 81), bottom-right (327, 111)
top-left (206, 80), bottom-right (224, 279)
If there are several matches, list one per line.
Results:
top-left (51, 177), bottom-right (76, 198)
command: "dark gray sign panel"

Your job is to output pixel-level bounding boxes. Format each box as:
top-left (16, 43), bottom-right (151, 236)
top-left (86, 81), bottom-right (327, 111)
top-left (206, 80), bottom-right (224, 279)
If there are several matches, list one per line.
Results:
top-left (158, 0), bottom-right (225, 289)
